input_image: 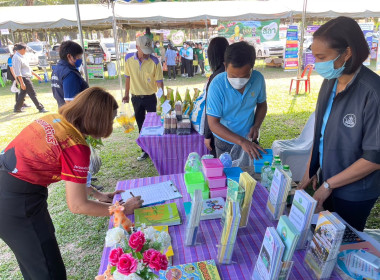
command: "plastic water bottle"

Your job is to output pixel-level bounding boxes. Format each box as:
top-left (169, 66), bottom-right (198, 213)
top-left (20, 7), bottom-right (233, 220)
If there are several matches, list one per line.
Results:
top-left (267, 166), bottom-right (276, 191)
top-left (272, 155), bottom-right (280, 166)
top-left (283, 165), bottom-right (292, 180)
top-left (261, 161), bottom-right (271, 188)
top-left (273, 159), bottom-right (283, 170)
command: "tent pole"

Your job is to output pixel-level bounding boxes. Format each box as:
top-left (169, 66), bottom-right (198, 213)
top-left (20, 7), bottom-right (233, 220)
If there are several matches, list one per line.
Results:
top-left (111, 0), bottom-right (124, 101)
top-left (10, 30), bottom-right (15, 44)
top-left (74, 0), bottom-right (89, 84)
top-left (205, 18), bottom-right (208, 41)
top-left (297, 0), bottom-right (307, 79)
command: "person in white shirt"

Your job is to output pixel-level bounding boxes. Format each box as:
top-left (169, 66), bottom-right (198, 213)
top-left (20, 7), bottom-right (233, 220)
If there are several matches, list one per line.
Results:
top-left (12, 43), bottom-right (47, 113)
top-left (184, 42), bottom-right (194, 78)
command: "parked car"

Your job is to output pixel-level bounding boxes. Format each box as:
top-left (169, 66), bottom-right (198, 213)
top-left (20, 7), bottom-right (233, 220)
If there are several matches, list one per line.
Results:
top-left (101, 38), bottom-right (116, 60)
top-left (48, 44), bottom-right (60, 65)
top-left (25, 46), bottom-right (39, 68)
top-left (0, 45), bottom-right (12, 77)
top-left (262, 40), bottom-right (286, 58)
top-left (127, 41), bottom-right (137, 54)
top-left (27, 42), bottom-right (50, 57)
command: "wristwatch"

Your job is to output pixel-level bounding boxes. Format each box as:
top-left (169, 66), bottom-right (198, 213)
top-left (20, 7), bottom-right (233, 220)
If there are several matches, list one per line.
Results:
top-left (323, 181), bottom-right (331, 190)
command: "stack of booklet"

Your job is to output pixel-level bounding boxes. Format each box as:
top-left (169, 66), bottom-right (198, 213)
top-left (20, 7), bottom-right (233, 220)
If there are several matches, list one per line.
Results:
top-left (288, 190), bottom-right (317, 249)
top-left (185, 190), bottom-right (203, 246)
top-left (276, 215), bottom-right (300, 262)
top-left (266, 168), bottom-right (292, 220)
top-left (253, 227), bottom-right (285, 280)
top-left (305, 210), bottom-right (346, 279)
top-left (134, 203), bottom-right (181, 227)
top-left (217, 200), bottom-right (241, 264)
top-left (239, 172), bottom-right (257, 227)
top-left (159, 259), bottom-right (221, 280)
top-left (183, 197), bottom-right (225, 220)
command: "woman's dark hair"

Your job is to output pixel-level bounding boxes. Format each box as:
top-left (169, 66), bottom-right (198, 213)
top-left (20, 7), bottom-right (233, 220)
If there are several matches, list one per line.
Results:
top-left (59, 40), bottom-right (83, 61)
top-left (59, 87), bottom-right (118, 138)
top-left (207, 37), bottom-right (229, 72)
top-left (14, 43), bottom-right (27, 51)
top-left (225, 41), bottom-right (256, 68)
top-left (146, 27), bottom-right (151, 35)
top-left (313, 16), bottom-right (369, 74)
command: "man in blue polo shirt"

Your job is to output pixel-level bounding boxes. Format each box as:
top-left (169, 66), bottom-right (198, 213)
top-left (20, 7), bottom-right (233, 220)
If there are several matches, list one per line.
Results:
top-left (206, 41), bottom-right (267, 159)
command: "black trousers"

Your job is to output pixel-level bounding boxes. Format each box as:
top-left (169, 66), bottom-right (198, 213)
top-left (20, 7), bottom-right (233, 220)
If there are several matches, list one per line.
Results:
top-left (323, 194), bottom-right (377, 232)
top-left (199, 60), bottom-right (205, 74)
top-left (0, 172), bottom-right (66, 279)
top-left (131, 94), bottom-right (157, 133)
top-left (14, 77), bottom-right (44, 111)
top-left (185, 59), bottom-right (193, 77)
top-left (167, 65), bottom-right (176, 79)
top-left (181, 57), bottom-right (186, 75)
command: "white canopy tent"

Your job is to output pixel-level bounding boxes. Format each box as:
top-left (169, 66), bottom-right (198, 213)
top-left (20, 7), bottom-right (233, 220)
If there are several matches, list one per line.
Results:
top-left (0, 0), bottom-right (379, 31)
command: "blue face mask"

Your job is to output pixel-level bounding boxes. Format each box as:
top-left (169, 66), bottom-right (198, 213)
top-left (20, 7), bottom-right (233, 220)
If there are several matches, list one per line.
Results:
top-left (74, 58), bottom-right (82, 69)
top-left (314, 54), bottom-right (346, 80)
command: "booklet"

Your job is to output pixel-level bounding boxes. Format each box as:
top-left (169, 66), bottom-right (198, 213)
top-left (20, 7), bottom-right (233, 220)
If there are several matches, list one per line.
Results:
top-left (183, 197), bottom-right (225, 220)
top-left (159, 259), bottom-right (221, 280)
top-left (266, 169), bottom-right (292, 220)
top-left (134, 203), bottom-right (181, 227)
top-left (276, 215), bottom-right (300, 262)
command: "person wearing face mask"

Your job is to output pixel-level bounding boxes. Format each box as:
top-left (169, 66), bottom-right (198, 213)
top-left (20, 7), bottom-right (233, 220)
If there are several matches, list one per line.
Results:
top-left (154, 41), bottom-right (162, 61)
top-left (123, 35), bottom-right (164, 161)
top-left (206, 41), bottom-right (267, 160)
top-left (298, 17), bottom-right (380, 231)
top-left (51, 40), bottom-right (89, 108)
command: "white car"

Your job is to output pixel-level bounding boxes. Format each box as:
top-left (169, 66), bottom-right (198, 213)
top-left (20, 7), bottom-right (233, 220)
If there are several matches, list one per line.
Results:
top-left (25, 46), bottom-right (39, 67)
top-left (0, 45), bottom-right (12, 76)
top-left (127, 41), bottom-right (137, 55)
top-left (101, 38), bottom-right (116, 60)
top-left (262, 40), bottom-right (286, 58)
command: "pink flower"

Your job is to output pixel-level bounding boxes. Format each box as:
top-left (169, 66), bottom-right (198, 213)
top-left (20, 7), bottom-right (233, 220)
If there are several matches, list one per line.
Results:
top-left (117, 253), bottom-right (138, 276)
top-left (128, 231), bottom-right (146, 252)
top-left (109, 247), bottom-right (124, 266)
top-left (143, 249), bottom-right (156, 264)
top-left (159, 254), bottom-right (168, 270)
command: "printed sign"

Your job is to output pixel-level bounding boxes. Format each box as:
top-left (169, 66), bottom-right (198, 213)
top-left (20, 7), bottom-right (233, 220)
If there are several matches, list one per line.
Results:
top-left (359, 23), bottom-right (374, 66)
top-left (284, 25), bottom-right (299, 71)
top-left (0, 29), bottom-right (9, 35)
top-left (167, 30), bottom-right (185, 46)
top-left (218, 20), bottom-right (280, 44)
top-left (87, 64), bottom-right (104, 79)
top-left (210, 19), bottom-right (218, 26)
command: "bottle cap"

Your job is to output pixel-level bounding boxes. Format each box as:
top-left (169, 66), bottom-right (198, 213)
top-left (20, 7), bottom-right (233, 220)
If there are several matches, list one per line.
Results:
top-left (264, 161), bottom-right (270, 165)
top-left (271, 167), bottom-right (276, 171)
top-left (275, 159), bottom-right (281, 163)
top-left (283, 165), bottom-right (290, 170)
top-left (274, 155), bottom-right (280, 159)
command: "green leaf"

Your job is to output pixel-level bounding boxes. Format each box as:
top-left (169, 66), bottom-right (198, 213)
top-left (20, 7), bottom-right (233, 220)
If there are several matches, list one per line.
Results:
top-left (136, 251), bottom-right (143, 259)
top-left (110, 266), bottom-right (116, 274)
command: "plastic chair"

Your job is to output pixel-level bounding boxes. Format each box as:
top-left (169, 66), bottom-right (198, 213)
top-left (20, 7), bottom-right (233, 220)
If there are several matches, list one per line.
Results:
top-left (289, 64), bottom-right (313, 94)
top-left (271, 112), bottom-right (315, 182)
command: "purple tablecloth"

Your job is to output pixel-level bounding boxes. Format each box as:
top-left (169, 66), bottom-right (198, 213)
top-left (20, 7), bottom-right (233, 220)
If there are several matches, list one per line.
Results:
top-left (136, 113), bottom-right (209, 175)
top-left (98, 174), bottom-right (342, 280)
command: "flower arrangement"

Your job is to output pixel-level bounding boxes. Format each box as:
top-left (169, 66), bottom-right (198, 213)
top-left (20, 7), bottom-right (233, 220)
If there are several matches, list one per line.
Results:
top-left (99, 224), bottom-right (171, 280)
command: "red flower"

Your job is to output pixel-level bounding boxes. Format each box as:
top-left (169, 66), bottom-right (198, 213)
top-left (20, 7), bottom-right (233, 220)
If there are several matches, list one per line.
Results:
top-left (159, 254), bottom-right (168, 270)
top-left (117, 253), bottom-right (138, 276)
top-left (128, 231), bottom-right (146, 252)
top-left (143, 249), bottom-right (168, 271)
top-left (109, 247), bottom-right (124, 266)
top-left (143, 249), bottom-right (156, 264)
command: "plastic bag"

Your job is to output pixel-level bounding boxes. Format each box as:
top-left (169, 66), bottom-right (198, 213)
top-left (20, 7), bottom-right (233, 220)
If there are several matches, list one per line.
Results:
top-left (219, 152), bottom-right (232, 168)
top-left (116, 103), bottom-right (135, 133)
top-left (193, 88), bottom-right (200, 102)
top-left (185, 152), bottom-right (201, 173)
top-left (175, 88), bottom-right (182, 102)
top-left (166, 87), bottom-right (175, 108)
top-left (156, 92), bottom-right (166, 116)
top-left (231, 142), bottom-right (253, 167)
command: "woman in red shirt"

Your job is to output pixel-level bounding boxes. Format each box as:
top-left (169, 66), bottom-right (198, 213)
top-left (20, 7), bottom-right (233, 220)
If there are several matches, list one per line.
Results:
top-left (0, 87), bottom-right (143, 279)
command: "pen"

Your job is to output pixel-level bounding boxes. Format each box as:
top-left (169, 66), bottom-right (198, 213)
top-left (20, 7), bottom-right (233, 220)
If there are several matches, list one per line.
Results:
top-left (130, 191), bottom-right (135, 197)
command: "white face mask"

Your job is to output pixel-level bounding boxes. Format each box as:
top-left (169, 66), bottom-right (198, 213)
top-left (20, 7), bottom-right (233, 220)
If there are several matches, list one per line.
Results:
top-left (227, 77), bottom-right (250, 90)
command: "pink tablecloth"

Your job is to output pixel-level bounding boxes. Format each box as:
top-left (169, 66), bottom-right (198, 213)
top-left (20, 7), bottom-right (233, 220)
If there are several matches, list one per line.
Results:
top-left (136, 113), bottom-right (209, 175)
top-left (98, 174), bottom-right (342, 280)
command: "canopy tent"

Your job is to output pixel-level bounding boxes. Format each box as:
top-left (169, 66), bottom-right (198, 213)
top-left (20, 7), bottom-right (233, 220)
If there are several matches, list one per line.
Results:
top-left (1, 0), bottom-right (379, 31)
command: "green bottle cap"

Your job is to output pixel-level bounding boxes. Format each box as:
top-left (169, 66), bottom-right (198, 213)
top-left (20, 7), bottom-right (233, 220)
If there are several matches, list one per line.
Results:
top-left (274, 155), bottom-right (280, 159)
top-left (264, 161), bottom-right (270, 166)
top-left (275, 159), bottom-right (281, 163)
top-left (271, 167), bottom-right (276, 171)
top-left (283, 165), bottom-right (290, 170)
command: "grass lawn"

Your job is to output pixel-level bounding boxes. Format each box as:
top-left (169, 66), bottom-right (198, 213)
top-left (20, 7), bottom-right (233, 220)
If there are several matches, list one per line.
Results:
top-left (0, 61), bottom-right (379, 279)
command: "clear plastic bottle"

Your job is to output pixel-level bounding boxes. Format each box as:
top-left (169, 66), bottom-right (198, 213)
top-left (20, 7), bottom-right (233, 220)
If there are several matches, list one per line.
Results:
top-left (272, 155), bottom-right (281, 166)
top-left (267, 166), bottom-right (276, 191)
top-left (273, 159), bottom-right (283, 170)
top-left (261, 161), bottom-right (271, 188)
top-left (283, 165), bottom-right (292, 180)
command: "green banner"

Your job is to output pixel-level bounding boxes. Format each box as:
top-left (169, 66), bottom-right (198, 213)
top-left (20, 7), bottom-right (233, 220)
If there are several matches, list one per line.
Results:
top-left (217, 19), bottom-right (280, 43)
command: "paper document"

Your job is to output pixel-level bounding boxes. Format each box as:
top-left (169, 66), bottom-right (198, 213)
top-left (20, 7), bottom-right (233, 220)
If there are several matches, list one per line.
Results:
top-left (161, 100), bottom-right (171, 115)
top-left (140, 126), bottom-right (164, 136)
top-left (121, 180), bottom-right (182, 206)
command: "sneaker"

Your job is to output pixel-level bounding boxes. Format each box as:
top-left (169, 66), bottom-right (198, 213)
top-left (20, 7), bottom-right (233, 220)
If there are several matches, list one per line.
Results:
top-left (137, 152), bottom-right (149, 161)
top-left (14, 108), bottom-right (25, 113)
top-left (22, 103), bottom-right (31, 108)
top-left (168, 78), bottom-right (171, 81)
top-left (91, 184), bottom-right (104, 191)
top-left (39, 108), bottom-right (49, 113)
top-left (181, 74), bottom-right (186, 77)
top-left (174, 78), bottom-right (176, 81)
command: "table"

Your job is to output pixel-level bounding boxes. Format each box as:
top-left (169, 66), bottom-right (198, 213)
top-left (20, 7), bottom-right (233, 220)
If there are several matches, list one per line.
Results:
top-left (98, 173), bottom-right (344, 279)
top-left (136, 113), bottom-right (209, 175)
